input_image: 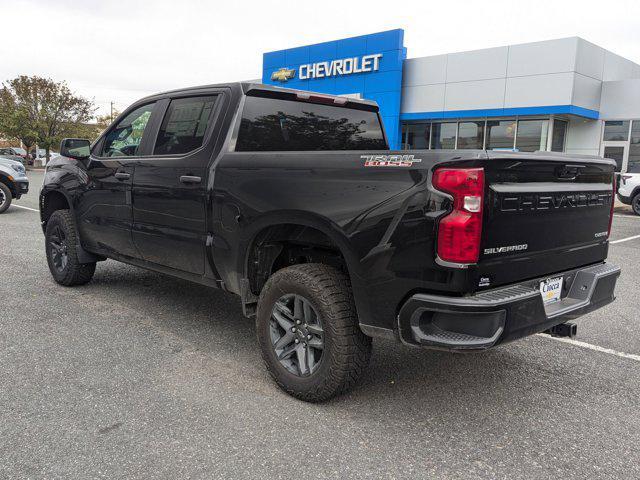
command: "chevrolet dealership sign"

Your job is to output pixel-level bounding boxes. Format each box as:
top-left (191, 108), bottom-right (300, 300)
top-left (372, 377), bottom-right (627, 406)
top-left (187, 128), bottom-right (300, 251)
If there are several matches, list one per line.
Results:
top-left (271, 53), bottom-right (383, 82)
top-left (262, 30), bottom-right (405, 148)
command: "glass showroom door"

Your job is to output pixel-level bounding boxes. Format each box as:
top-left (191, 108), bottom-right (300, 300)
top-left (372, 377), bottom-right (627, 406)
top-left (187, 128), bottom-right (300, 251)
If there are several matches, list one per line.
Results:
top-left (601, 142), bottom-right (628, 172)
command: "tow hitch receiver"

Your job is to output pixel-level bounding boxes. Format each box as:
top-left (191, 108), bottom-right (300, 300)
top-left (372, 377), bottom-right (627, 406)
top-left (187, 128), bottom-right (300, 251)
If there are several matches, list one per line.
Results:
top-left (544, 322), bottom-right (577, 338)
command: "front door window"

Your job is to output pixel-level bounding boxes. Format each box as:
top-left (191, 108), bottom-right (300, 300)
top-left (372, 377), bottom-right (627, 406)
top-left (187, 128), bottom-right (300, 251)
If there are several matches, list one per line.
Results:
top-left (102, 103), bottom-right (155, 157)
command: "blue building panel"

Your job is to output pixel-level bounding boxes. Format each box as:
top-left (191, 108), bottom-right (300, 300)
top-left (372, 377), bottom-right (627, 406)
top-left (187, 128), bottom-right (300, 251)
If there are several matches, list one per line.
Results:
top-left (333, 74), bottom-right (366, 94)
top-left (309, 42), bottom-right (337, 63)
top-left (335, 36), bottom-right (368, 57)
top-left (307, 77), bottom-right (335, 92)
top-left (365, 29), bottom-right (404, 53)
top-left (262, 29), bottom-right (406, 149)
top-left (366, 91), bottom-right (401, 116)
top-left (364, 70), bottom-right (403, 94)
top-left (263, 50), bottom-right (286, 70)
top-left (284, 48), bottom-right (310, 66)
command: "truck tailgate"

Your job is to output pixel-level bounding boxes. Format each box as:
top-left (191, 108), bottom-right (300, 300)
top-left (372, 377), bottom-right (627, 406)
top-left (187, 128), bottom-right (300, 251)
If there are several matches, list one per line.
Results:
top-left (477, 153), bottom-right (615, 289)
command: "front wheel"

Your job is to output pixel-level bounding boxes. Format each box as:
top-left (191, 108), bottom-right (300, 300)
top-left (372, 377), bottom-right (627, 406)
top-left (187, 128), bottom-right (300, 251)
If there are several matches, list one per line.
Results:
top-left (45, 210), bottom-right (96, 286)
top-left (256, 264), bottom-right (372, 402)
top-left (0, 182), bottom-right (12, 213)
top-left (632, 193), bottom-right (640, 216)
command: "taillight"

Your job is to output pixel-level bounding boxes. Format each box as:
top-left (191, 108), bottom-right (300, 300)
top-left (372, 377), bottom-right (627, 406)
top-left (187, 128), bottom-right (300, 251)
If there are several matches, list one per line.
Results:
top-left (608, 174), bottom-right (616, 238)
top-left (433, 167), bottom-right (485, 265)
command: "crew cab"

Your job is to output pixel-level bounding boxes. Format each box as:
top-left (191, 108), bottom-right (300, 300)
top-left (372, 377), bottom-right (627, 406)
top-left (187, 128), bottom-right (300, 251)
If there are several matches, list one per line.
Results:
top-left (40, 83), bottom-right (620, 401)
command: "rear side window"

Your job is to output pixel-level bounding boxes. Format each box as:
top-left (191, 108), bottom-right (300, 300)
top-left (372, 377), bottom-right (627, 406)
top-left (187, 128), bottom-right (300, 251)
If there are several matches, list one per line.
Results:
top-left (235, 96), bottom-right (387, 151)
top-left (153, 96), bottom-right (217, 155)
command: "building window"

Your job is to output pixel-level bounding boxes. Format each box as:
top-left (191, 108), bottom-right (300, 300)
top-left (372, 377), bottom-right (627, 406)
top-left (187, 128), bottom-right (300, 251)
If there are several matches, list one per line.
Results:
top-left (629, 120), bottom-right (640, 173)
top-left (457, 121), bottom-right (485, 149)
top-left (431, 122), bottom-right (456, 149)
top-left (516, 119), bottom-right (549, 152)
top-left (402, 123), bottom-right (430, 149)
top-left (486, 120), bottom-right (516, 150)
top-left (400, 117), bottom-right (555, 152)
top-left (603, 120), bottom-right (630, 141)
top-left (551, 119), bottom-right (567, 152)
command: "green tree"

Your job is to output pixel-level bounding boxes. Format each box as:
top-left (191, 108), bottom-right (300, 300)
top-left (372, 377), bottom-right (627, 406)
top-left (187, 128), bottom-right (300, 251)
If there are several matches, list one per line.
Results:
top-left (0, 88), bottom-right (37, 156)
top-left (0, 76), bottom-right (95, 161)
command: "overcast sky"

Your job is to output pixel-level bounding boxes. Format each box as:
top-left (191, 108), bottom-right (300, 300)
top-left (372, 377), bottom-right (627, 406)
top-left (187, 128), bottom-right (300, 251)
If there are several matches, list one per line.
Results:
top-left (2, 0), bottom-right (639, 117)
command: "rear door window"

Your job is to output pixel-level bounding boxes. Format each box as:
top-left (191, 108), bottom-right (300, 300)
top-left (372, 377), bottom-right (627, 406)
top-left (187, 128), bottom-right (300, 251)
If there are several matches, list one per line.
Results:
top-left (153, 96), bottom-right (217, 155)
top-left (235, 95), bottom-right (387, 151)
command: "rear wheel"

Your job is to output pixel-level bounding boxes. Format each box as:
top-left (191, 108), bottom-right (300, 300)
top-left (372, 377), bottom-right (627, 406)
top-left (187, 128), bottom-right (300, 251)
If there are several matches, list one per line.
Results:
top-left (632, 192), bottom-right (640, 216)
top-left (256, 263), bottom-right (372, 402)
top-left (0, 182), bottom-right (12, 213)
top-left (45, 210), bottom-right (96, 286)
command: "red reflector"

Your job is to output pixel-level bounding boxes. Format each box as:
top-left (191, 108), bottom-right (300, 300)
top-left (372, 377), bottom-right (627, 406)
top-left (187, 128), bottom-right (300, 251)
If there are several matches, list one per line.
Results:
top-left (433, 167), bottom-right (485, 264)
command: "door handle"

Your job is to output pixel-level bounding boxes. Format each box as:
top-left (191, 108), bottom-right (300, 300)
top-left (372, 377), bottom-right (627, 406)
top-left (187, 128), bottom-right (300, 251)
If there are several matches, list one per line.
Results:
top-left (115, 172), bottom-right (130, 180)
top-left (180, 175), bottom-right (202, 184)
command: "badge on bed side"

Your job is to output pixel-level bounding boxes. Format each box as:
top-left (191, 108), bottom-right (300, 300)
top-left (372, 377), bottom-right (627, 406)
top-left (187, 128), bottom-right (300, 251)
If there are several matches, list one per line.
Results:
top-left (362, 154), bottom-right (422, 167)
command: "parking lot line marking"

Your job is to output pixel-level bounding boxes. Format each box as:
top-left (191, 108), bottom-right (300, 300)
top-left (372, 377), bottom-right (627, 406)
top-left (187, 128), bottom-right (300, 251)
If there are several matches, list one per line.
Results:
top-left (614, 214), bottom-right (639, 219)
top-left (537, 334), bottom-right (640, 362)
top-left (11, 204), bottom-right (39, 213)
top-left (610, 234), bottom-right (640, 245)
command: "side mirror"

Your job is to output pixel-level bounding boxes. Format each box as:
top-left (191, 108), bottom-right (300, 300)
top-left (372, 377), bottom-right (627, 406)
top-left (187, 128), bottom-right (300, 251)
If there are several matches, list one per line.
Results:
top-left (60, 138), bottom-right (91, 160)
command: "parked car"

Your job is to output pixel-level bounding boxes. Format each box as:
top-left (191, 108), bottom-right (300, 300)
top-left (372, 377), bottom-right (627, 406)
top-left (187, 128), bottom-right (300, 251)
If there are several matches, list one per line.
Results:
top-left (40, 83), bottom-right (620, 401)
top-left (30, 149), bottom-right (59, 164)
top-left (617, 172), bottom-right (640, 215)
top-left (0, 153), bottom-right (27, 165)
top-left (0, 147), bottom-right (29, 163)
top-left (0, 156), bottom-right (29, 213)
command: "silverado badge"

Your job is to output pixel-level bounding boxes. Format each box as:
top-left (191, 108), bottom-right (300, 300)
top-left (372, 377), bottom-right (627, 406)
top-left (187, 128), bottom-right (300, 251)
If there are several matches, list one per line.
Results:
top-left (271, 68), bottom-right (296, 82)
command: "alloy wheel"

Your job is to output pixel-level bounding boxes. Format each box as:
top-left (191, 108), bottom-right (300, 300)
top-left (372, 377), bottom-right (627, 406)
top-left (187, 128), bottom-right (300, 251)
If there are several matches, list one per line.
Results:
top-left (0, 188), bottom-right (5, 208)
top-left (49, 225), bottom-right (69, 272)
top-left (269, 294), bottom-right (324, 377)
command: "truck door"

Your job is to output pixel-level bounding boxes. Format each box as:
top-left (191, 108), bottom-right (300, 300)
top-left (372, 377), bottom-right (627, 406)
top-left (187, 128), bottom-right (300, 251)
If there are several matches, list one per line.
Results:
top-left (131, 93), bottom-right (221, 275)
top-left (77, 102), bottom-right (158, 259)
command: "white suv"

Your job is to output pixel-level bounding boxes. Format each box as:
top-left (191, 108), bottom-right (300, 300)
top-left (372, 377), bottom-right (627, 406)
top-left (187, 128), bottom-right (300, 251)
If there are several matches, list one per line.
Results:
top-left (618, 173), bottom-right (640, 215)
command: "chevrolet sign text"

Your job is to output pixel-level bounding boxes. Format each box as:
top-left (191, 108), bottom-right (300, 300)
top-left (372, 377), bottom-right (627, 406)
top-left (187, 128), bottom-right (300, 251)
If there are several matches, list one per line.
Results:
top-left (298, 54), bottom-right (383, 80)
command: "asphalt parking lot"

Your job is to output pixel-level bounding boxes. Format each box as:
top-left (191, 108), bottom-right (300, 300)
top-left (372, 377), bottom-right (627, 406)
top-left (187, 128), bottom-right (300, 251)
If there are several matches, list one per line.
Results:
top-left (1, 170), bottom-right (640, 479)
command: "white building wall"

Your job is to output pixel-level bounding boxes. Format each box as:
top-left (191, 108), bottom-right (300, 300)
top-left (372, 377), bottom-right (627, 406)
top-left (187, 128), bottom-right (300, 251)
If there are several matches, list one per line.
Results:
top-left (565, 118), bottom-right (602, 156)
top-left (600, 79), bottom-right (640, 119)
top-left (401, 37), bottom-right (640, 116)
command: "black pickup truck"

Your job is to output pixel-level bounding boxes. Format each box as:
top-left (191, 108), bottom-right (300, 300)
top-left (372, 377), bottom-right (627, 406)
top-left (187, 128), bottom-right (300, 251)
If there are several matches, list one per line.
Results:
top-left (41, 83), bottom-right (620, 401)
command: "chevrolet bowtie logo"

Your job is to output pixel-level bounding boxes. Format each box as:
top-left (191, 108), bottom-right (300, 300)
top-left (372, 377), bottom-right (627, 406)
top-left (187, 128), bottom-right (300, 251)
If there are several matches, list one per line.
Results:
top-left (271, 67), bottom-right (296, 82)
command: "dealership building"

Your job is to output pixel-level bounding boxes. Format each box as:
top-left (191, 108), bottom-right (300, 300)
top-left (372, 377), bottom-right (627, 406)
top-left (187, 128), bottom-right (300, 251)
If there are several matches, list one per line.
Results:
top-left (262, 29), bottom-right (640, 173)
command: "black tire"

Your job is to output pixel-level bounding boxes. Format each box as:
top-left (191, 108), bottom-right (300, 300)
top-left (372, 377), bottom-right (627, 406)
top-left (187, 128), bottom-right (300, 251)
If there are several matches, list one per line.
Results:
top-left (45, 210), bottom-right (96, 286)
top-left (632, 193), bottom-right (640, 216)
top-left (0, 182), bottom-right (12, 214)
top-left (256, 263), bottom-right (372, 402)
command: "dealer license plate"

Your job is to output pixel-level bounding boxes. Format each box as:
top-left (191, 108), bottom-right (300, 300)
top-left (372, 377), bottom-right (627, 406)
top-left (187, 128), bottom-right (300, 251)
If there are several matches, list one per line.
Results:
top-left (540, 276), bottom-right (563, 305)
